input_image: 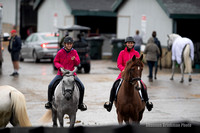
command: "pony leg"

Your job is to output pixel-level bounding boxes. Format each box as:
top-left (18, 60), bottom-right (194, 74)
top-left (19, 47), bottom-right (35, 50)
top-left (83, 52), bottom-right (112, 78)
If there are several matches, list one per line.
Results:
top-left (52, 109), bottom-right (58, 127)
top-left (69, 114), bottom-right (76, 127)
top-left (189, 74), bottom-right (192, 82)
top-left (57, 112), bottom-right (64, 127)
top-left (170, 61), bottom-right (175, 80)
top-left (183, 44), bottom-right (192, 82)
top-left (117, 112), bottom-right (124, 124)
top-left (180, 63), bottom-right (184, 83)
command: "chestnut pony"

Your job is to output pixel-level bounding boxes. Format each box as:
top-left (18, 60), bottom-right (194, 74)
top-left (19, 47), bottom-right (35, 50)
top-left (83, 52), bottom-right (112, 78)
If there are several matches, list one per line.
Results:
top-left (115, 55), bottom-right (145, 124)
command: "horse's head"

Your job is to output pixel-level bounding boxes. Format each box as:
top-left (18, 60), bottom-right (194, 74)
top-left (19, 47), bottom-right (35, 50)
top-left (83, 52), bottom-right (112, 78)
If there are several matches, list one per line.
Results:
top-left (122, 55), bottom-right (144, 89)
top-left (167, 34), bottom-right (181, 51)
top-left (61, 67), bottom-right (77, 100)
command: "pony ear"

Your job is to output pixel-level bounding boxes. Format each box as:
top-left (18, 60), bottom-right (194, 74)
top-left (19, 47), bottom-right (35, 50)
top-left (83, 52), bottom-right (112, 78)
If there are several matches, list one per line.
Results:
top-left (132, 55), bottom-right (136, 61)
top-left (60, 68), bottom-right (65, 74)
top-left (139, 54), bottom-right (143, 61)
top-left (72, 67), bottom-right (78, 73)
top-left (167, 34), bottom-right (170, 38)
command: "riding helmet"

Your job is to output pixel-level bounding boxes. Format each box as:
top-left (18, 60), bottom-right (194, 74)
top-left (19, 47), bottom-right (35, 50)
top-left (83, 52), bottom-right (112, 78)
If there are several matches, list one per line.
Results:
top-left (64, 36), bottom-right (74, 43)
top-left (125, 36), bottom-right (135, 43)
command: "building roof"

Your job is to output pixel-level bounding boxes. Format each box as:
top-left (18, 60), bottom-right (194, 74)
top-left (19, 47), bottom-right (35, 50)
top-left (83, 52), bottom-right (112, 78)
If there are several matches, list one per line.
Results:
top-left (157, 0), bottom-right (200, 18)
top-left (66, 0), bottom-right (117, 17)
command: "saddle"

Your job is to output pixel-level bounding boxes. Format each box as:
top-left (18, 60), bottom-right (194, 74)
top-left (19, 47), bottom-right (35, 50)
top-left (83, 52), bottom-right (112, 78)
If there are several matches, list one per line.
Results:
top-left (115, 80), bottom-right (145, 101)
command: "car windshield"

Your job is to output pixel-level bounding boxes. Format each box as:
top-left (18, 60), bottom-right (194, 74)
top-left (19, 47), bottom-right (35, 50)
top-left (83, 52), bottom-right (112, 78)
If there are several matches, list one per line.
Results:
top-left (41, 33), bottom-right (58, 41)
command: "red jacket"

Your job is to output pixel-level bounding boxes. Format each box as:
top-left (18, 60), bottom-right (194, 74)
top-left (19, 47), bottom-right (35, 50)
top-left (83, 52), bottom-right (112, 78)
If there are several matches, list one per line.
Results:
top-left (54, 48), bottom-right (80, 76)
top-left (117, 47), bottom-right (140, 79)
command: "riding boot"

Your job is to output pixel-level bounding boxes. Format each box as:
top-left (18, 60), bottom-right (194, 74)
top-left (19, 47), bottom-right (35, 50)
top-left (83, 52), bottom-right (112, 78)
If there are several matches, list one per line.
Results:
top-left (104, 79), bottom-right (121, 112)
top-left (45, 79), bottom-right (61, 109)
top-left (45, 85), bottom-right (53, 109)
top-left (75, 78), bottom-right (87, 111)
top-left (141, 84), bottom-right (153, 111)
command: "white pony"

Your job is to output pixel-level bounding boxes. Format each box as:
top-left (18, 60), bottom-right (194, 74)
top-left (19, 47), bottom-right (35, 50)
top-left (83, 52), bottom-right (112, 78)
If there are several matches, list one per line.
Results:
top-left (167, 34), bottom-right (194, 83)
top-left (40, 67), bottom-right (79, 127)
top-left (0, 85), bottom-right (32, 127)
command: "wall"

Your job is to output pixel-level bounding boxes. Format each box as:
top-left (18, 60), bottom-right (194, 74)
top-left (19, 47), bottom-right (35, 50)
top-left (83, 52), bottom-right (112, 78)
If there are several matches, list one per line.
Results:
top-left (117, 0), bottom-right (172, 47)
top-left (37, 0), bottom-right (74, 32)
top-left (0, 0), bottom-right (20, 33)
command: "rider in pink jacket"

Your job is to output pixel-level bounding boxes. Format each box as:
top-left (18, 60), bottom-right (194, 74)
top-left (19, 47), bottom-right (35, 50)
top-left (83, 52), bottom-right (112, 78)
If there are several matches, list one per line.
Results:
top-left (45, 36), bottom-right (87, 111)
top-left (54, 48), bottom-right (80, 76)
top-left (104, 36), bottom-right (153, 112)
top-left (116, 47), bottom-right (140, 80)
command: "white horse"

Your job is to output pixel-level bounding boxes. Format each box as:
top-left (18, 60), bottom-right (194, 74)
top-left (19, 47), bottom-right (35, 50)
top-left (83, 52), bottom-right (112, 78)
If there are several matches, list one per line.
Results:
top-left (167, 34), bottom-right (194, 83)
top-left (0, 85), bottom-right (32, 127)
top-left (40, 67), bottom-right (79, 127)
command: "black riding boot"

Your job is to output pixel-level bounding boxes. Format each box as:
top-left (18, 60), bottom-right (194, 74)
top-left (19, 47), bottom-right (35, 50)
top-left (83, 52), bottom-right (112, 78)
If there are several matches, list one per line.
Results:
top-left (141, 83), bottom-right (153, 111)
top-left (75, 80), bottom-right (87, 111)
top-left (45, 79), bottom-right (61, 109)
top-left (104, 79), bottom-right (121, 112)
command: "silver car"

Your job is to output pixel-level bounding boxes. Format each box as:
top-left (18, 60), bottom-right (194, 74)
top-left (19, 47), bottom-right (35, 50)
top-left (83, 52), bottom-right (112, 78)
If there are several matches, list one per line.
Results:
top-left (20, 32), bottom-right (58, 62)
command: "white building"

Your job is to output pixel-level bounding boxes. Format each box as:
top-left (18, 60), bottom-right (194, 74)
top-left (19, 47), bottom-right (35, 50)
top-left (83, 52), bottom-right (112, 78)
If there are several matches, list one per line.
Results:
top-left (114, 0), bottom-right (171, 46)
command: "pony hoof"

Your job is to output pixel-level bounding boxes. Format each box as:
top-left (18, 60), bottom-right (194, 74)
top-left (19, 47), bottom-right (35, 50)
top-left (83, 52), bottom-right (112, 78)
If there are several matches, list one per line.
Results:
top-left (189, 78), bottom-right (192, 82)
top-left (180, 80), bottom-right (184, 83)
top-left (170, 77), bottom-right (173, 80)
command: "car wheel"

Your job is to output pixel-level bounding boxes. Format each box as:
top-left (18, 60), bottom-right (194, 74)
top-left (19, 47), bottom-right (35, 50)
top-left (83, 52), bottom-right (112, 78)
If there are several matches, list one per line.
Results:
top-left (19, 52), bottom-right (24, 62)
top-left (84, 64), bottom-right (90, 73)
top-left (33, 51), bottom-right (40, 63)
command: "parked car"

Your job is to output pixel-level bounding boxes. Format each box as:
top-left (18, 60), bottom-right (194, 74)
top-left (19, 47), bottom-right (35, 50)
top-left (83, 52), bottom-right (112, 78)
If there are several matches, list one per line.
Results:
top-left (53, 25), bottom-right (91, 73)
top-left (20, 32), bottom-right (59, 62)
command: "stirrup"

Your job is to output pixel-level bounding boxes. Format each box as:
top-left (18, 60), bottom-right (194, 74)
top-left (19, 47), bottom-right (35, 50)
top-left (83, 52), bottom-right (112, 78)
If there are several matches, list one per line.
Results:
top-left (146, 101), bottom-right (153, 111)
top-left (45, 102), bottom-right (52, 109)
top-left (78, 103), bottom-right (87, 111)
top-left (104, 102), bottom-right (112, 112)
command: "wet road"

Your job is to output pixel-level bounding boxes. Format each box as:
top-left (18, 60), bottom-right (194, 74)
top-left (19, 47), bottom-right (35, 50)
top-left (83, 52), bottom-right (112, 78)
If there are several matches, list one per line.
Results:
top-left (0, 47), bottom-right (200, 127)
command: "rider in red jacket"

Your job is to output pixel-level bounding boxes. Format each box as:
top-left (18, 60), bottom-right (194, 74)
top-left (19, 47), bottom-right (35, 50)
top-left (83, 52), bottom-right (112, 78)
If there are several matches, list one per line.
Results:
top-left (45, 36), bottom-right (87, 111)
top-left (104, 36), bottom-right (153, 112)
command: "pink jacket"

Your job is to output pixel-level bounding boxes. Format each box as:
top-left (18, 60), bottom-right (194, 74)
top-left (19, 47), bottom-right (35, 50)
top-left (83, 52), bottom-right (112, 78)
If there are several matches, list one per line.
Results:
top-left (117, 47), bottom-right (140, 80)
top-left (54, 48), bottom-right (80, 76)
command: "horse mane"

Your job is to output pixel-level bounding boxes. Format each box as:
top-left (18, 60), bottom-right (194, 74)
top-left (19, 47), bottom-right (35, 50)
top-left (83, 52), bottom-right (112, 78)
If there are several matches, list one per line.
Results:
top-left (121, 57), bottom-right (144, 79)
top-left (168, 33), bottom-right (181, 41)
top-left (10, 89), bottom-right (32, 127)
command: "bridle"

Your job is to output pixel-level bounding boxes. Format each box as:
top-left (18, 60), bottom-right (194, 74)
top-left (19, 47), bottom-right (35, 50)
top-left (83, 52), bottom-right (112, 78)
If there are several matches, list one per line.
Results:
top-left (61, 75), bottom-right (75, 99)
top-left (123, 68), bottom-right (142, 85)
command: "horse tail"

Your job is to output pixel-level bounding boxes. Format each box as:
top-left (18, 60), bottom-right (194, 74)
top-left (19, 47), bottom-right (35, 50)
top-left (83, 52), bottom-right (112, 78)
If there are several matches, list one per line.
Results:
top-left (184, 44), bottom-right (192, 73)
top-left (39, 110), bottom-right (52, 123)
top-left (10, 89), bottom-right (32, 127)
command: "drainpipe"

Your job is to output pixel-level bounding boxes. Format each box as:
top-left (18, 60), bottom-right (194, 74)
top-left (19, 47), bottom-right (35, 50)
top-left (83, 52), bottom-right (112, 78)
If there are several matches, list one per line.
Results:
top-left (15, 0), bottom-right (19, 30)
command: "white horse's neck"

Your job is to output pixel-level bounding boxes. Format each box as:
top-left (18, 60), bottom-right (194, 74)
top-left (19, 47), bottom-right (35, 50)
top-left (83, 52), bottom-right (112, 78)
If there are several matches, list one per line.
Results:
top-left (171, 34), bottom-right (181, 42)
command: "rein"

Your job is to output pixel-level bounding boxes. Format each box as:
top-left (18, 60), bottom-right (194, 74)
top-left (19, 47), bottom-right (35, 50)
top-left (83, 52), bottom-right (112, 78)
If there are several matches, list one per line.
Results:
top-left (61, 75), bottom-right (75, 97)
top-left (124, 77), bottom-right (141, 85)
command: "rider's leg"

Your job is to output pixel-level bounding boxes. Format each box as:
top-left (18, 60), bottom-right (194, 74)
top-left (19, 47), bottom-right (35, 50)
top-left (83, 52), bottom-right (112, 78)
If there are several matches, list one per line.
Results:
top-left (75, 76), bottom-right (87, 111)
top-left (45, 75), bottom-right (62, 109)
top-left (104, 79), bottom-right (121, 112)
top-left (154, 61), bottom-right (158, 79)
top-left (140, 81), bottom-right (153, 111)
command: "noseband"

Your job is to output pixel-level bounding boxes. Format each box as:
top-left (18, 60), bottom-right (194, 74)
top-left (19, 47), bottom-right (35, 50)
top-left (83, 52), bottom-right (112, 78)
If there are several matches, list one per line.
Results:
top-left (124, 77), bottom-right (141, 85)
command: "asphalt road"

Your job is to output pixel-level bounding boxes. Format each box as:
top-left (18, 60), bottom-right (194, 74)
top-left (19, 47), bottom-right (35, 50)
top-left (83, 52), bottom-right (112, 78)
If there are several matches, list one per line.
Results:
top-left (0, 47), bottom-right (200, 127)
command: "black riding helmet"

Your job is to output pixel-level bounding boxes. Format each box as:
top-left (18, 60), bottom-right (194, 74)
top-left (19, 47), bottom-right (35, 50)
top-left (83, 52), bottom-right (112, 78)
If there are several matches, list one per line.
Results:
top-left (64, 36), bottom-right (74, 43)
top-left (125, 36), bottom-right (135, 43)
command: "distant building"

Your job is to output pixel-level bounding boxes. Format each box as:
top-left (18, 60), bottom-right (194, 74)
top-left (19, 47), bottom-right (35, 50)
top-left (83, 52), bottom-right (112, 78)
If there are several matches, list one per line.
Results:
top-left (114, 0), bottom-right (200, 46)
top-left (34, 0), bottom-right (117, 35)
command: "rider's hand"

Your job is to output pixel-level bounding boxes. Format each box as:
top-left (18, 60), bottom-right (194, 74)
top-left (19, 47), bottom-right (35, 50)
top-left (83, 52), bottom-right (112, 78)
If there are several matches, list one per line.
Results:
top-left (71, 56), bottom-right (75, 60)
